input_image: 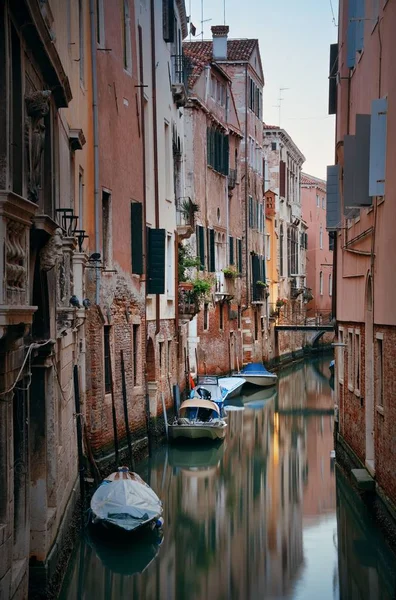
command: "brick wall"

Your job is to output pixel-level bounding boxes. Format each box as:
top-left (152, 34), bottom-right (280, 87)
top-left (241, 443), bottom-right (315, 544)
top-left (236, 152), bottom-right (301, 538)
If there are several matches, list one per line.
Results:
top-left (374, 325), bottom-right (396, 504)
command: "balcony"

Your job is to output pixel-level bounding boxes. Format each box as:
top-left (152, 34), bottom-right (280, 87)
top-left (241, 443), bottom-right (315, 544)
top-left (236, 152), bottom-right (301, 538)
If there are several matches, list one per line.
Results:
top-left (251, 282), bottom-right (268, 303)
top-left (178, 283), bottom-right (199, 323)
top-left (290, 277), bottom-right (304, 300)
top-left (171, 54), bottom-right (192, 108)
top-left (0, 192), bottom-right (39, 336)
top-left (176, 197), bottom-right (199, 240)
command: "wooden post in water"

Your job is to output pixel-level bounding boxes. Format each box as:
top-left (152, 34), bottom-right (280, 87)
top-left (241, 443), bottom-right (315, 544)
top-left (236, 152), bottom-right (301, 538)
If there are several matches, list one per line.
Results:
top-left (161, 392), bottom-right (169, 440)
top-left (108, 350), bottom-right (119, 465)
top-left (73, 365), bottom-right (85, 506)
top-left (145, 393), bottom-right (152, 457)
top-left (120, 350), bottom-right (134, 470)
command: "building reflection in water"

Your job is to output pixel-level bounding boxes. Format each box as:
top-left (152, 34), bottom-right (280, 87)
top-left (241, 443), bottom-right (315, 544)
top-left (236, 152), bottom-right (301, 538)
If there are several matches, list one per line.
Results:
top-left (60, 356), bottom-right (396, 600)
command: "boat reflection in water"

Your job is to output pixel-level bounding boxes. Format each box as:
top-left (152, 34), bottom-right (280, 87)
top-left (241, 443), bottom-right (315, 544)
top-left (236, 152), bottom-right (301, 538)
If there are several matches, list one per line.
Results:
top-left (60, 355), bottom-right (396, 600)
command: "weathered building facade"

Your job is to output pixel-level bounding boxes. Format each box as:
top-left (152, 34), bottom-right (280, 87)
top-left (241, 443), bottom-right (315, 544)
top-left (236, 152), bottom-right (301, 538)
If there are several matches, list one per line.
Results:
top-left (301, 173), bottom-right (333, 314)
top-left (330, 0), bottom-right (396, 514)
top-left (184, 28), bottom-right (267, 372)
top-left (0, 0), bottom-right (93, 597)
top-left (263, 125), bottom-right (307, 358)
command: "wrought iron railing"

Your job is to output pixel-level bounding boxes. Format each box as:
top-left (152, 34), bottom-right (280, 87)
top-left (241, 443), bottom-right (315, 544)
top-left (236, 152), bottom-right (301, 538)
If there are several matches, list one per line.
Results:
top-left (171, 53), bottom-right (192, 89)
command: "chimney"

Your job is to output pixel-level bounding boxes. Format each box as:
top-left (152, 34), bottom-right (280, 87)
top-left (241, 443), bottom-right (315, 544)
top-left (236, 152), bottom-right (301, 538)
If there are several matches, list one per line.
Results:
top-left (211, 25), bottom-right (229, 61)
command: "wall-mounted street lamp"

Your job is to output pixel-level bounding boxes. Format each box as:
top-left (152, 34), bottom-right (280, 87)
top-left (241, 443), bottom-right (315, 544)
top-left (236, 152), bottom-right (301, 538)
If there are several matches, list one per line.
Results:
top-left (75, 229), bottom-right (88, 252)
top-left (55, 208), bottom-right (79, 236)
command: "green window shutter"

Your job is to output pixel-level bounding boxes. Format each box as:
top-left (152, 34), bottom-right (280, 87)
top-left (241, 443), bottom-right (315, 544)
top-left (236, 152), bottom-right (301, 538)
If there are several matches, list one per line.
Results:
top-left (131, 202), bottom-right (143, 274)
top-left (209, 228), bottom-right (215, 272)
top-left (147, 228), bottom-right (166, 294)
top-left (224, 135), bottom-right (229, 175)
top-left (197, 225), bottom-right (205, 270)
top-left (238, 239), bottom-right (243, 274)
top-left (229, 236), bottom-right (234, 265)
top-left (162, 0), bottom-right (175, 42)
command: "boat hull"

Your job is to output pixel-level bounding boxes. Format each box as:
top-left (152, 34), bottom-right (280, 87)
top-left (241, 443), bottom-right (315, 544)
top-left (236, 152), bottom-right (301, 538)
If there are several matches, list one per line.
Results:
top-left (242, 375), bottom-right (278, 387)
top-left (169, 423), bottom-right (227, 441)
top-left (219, 377), bottom-right (245, 398)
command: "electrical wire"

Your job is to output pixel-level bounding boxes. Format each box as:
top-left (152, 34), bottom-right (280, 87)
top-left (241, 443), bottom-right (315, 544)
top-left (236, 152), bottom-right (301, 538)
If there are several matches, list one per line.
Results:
top-left (0, 339), bottom-right (54, 400)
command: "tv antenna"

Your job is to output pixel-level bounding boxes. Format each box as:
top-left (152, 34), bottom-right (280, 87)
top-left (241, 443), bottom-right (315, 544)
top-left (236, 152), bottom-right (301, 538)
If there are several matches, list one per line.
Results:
top-left (274, 87), bottom-right (290, 127)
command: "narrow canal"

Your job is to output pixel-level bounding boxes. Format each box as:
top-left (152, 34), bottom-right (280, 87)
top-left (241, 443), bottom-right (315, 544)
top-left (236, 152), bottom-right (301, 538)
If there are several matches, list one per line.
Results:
top-left (60, 355), bottom-right (396, 599)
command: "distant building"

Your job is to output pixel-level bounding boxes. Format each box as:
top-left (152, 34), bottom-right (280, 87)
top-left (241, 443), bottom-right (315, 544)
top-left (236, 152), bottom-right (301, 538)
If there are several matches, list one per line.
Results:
top-left (301, 173), bottom-right (333, 314)
top-left (330, 0), bottom-right (396, 519)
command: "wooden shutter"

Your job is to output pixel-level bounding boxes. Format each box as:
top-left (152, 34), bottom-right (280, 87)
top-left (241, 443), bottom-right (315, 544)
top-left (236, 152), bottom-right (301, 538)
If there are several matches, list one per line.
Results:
top-left (197, 225), bottom-right (205, 270)
top-left (223, 135), bottom-right (229, 175)
top-left (249, 196), bottom-right (253, 228)
top-left (147, 228), bottom-right (166, 294)
top-left (326, 165), bottom-right (341, 230)
top-left (163, 0), bottom-right (175, 42)
top-left (209, 228), bottom-right (215, 272)
top-left (347, 0), bottom-right (357, 68)
top-left (229, 236), bottom-right (234, 265)
top-left (238, 239), bottom-right (243, 274)
top-left (251, 254), bottom-right (260, 300)
top-left (354, 114), bottom-right (371, 206)
top-left (343, 135), bottom-right (356, 209)
top-left (328, 43), bottom-right (338, 115)
top-left (279, 160), bottom-right (286, 197)
top-left (131, 202), bottom-right (143, 274)
top-left (369, 98), bottom-right (387, 197)
top-left (355, 0), bottom-right (365, 53)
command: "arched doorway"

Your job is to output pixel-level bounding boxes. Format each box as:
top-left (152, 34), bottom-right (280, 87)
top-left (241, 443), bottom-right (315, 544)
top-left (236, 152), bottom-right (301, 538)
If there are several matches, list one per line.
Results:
top-left (365, 273), bottom-right (375, 472)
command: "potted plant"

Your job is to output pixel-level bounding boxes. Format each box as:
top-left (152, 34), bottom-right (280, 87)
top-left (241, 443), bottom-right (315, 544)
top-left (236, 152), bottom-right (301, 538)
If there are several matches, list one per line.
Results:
top-left (178, 243), bottom-right (201, 283)
top-left (276, 298), bottom-right (287, 308)
top-left (223, 266), bottom-right (237, 279)
top-left (256, 280), bottom-right (268, 288)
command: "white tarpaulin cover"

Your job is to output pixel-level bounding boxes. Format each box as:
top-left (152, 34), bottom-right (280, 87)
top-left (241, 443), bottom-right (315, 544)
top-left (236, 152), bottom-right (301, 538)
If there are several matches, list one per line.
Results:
top-left (91, 479), bottom-right (163, 532)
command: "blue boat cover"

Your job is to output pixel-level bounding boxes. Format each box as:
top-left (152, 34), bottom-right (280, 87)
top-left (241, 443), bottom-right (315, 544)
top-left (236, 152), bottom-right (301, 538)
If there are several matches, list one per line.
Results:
top-left (241, 363), bottom-right (274, 376)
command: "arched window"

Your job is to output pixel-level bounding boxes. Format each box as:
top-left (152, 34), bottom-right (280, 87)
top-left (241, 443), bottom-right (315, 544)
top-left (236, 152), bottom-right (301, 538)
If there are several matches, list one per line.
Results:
top-left (329, 273), bottom-right (332, 296)
top-left (319, 225), bottom-right (323, 249)
top-left (320, 271), bottom-right (323, 295)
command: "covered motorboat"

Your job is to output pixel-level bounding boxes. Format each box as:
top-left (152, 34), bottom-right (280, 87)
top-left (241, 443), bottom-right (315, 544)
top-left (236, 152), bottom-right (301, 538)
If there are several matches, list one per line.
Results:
top-left (232, 362), bottom-right (277, 387)
top-left (90, 467), bottom-right (163, 533)
top-left (169, 399), bottom-right (227, 441)
top-left (191, 375), bottom-right (245, 414)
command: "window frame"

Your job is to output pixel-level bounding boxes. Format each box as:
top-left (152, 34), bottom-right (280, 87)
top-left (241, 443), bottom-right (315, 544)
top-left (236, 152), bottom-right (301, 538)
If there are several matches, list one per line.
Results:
top-left (348, 329), bottom-right (354, 391)
top-left (354, 329), bottom-right (361, 396)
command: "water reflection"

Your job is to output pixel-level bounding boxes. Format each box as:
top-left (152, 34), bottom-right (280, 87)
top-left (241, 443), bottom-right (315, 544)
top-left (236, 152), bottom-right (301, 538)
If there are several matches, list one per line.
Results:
top-left (60, 356), bottom-right (396, 600)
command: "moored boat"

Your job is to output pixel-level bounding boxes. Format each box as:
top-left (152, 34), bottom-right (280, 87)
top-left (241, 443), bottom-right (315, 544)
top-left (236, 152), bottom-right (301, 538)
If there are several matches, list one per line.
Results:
top-left (329, 360), bottom-right (335, 375)
top-left (90, 467), bottom-right (163, 533)
top-left (169, 399), bottom-right (227, 441)
top-left (232, 362), bottom-right (278, 387)
top-left (191, 375), bottom-right (245, 414)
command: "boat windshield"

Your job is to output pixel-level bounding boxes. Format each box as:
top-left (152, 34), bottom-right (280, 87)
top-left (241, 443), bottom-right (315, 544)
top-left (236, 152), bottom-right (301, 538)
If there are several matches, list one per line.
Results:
top-left (182, 407), bottom-right (216, 422)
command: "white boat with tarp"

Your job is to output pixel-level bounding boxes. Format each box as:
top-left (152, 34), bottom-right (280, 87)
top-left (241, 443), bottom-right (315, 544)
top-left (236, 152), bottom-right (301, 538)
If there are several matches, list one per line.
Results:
top-left (90, 467), bottom-right (163, 533)
top-left (191, 375), bottom-right (245, 414)
top-left (169, 399), bottom-right (227, 441)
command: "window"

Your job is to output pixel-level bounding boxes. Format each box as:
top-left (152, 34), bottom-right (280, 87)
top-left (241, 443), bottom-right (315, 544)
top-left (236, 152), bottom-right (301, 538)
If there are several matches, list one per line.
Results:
top-left (159, 341), bottom-right (164, 374)
top-left (104, 326), bottom-right (112, 394)
top-left (166, 233), bottom-right (173, 296)
top-left (133, 324), bottom-right (139, 386)
top-left (237, 239), bottom-right (243, 274)
top-left (219, 304), bottom-right (224, 331)
top-left (102, 191), bottom-right (112, 267)
top-left (96, 0), bottom-right (105, 45)
top-left (265, 234), bottom-right (271, 260)
top-left (254, 311), bottom-right (258, 341)
top-left (279, 224), bottom-right (284, 276)
top-left (376, 334), bottom-right (384, 407)
top-left (79, 0), bottom-right (84, 83)
top-left (122, 0), bottom-right (132, 71)
top-left (11, 25), bottom-right (22, 196)
top-left (237, 305), bottom-right (241, 329)
top-left (271, 142), bottom-right (277, 151)
top-left (162, 0), bottom-right (175, 43)
top-left (348, 330), bottom-right (354, 389)
top-left (164, 121), bottom-right (172, 200)
top-left (204, 303), bottom-right (209, 331)
top-left (354, 331), bottom-right (361, 393)
top-left (319, 271), bottom-right (323, 295)
top-left (207, 126), bottom-right (229, 175)
top-left (316, 194), bottom-right (320, 207)
top-left (248, 77), bottom-right (261, 117)
top-left (79, 169), bottom-right (84, 229)
top-left (131, 202), bottom-right (143, 274)
top-left (319, 225), bottom-right (323, 249)
top-left (329, 233), bottom-right (334, 251)
top-left (338, 328), bottom-right (344, 383)
top-left (322, 197), bottom-right (325, 209)
top-left (329, 273), bottom-right (333, 296)
top-left (248, 196), bottom-right (253, 228)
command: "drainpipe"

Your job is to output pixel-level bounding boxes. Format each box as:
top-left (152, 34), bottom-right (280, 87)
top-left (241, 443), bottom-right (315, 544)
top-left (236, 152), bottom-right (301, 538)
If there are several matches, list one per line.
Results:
top-left (150, 0), bottom-right (160, 335)
top-left (244, 64), bottom-right (249, 305)
top-left (89, 0), bottom-right (100, 305)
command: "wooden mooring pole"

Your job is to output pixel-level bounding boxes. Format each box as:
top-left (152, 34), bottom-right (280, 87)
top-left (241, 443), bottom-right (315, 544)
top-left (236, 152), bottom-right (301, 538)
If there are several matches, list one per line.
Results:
top-left (120, 350), bottom-right (134, 471)
top-left (73, 365), bottom-right (85, 506)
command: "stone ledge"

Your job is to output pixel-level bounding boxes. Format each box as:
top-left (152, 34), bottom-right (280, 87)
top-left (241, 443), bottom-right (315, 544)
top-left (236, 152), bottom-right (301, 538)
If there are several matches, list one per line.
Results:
top-left (351, 468), bottom-right (375, 492)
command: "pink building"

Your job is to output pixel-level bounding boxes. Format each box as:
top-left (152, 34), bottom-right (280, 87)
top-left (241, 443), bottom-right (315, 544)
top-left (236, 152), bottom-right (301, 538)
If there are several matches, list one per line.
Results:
top-left (301, 174), bottom-right (333, 315)
top-left (329, 0), bottom-right (396, 516)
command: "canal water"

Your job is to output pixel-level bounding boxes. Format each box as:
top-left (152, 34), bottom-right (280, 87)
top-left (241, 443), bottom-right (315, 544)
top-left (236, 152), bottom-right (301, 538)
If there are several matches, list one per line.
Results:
top-left (60, 355), bottom-right (396, 600)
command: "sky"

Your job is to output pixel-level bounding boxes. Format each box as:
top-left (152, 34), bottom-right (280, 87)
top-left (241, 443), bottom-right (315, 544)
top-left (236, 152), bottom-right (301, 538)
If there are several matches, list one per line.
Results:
top-left (187, 0), bottom-right (338, 180)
